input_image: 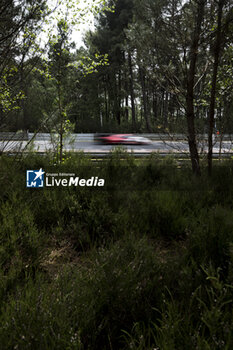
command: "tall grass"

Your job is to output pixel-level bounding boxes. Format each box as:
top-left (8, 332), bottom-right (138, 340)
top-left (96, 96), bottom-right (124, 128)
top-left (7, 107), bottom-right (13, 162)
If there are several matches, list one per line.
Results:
top-left (1, 152), bottom-right (233, 349)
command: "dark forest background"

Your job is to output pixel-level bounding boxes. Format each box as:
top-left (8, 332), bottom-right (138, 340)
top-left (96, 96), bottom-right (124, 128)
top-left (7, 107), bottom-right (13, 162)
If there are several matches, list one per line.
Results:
top-left (1, 0), bottom-right (232, 134)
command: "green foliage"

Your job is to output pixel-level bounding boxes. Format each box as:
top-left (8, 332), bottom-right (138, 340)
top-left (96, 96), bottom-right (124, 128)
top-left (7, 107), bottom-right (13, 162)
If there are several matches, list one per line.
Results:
top-left (0, 71), bottom-right (25, 113)
top-left (1, 155), bottom-right (233, 349)
top-left (123, 267), bottom-right (233, 350)
top-left (69, 53), bottom-right (109, 77)
top-left (0, 0), bottom-right (112, 133)
top-left (0, 237), bottom-right (157, 349)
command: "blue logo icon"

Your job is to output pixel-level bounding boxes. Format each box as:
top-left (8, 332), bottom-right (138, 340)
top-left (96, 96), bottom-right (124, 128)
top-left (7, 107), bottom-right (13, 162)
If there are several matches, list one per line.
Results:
top-left (26, 169), bottom-right (45, 188)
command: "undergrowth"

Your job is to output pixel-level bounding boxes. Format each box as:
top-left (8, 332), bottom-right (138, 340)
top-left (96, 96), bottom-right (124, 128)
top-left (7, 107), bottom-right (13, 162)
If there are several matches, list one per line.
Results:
top-left (1, 152), bottom-right (233, 349)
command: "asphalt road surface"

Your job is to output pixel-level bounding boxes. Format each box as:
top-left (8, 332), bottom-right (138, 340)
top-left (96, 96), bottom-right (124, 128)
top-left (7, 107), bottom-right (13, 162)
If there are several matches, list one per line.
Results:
top-left (1, 136), bottom-right (233, 156)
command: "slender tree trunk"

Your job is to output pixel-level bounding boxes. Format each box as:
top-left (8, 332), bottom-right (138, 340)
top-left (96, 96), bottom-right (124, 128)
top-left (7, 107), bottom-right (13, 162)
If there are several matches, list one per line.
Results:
top-left (207, 0), bottom-right (224, 176)
top-left (125, 94), bottom-right (129, 122)
top-left (185, 0), bottom-right (205, 176)
top-left (118, 69), bottom-right (121, 125)
top-left (114, 72), bottom-right (121, 125)
top-left (164, 91), bottom-right (169, 128)
top-left (57, 54), bottom-right (63, 163)
top-left (104, 84), bottom-right (108, 123)
top-left (19, 52), bottom-right (28, 131)
top-left (152, 90), bottom-right (157, 122)
top-left (58, 80), bottom-right (63, 163)
top-left (160, 90), bottom-right (164, 121)
top-left (21, 80), bottom-right (28, 131)
top-left (124, 67), bottom-right (129, 122)
top-left (128, 51), bottom-right (136, 131)
top-left (139, 66), bottom-right (152, 132)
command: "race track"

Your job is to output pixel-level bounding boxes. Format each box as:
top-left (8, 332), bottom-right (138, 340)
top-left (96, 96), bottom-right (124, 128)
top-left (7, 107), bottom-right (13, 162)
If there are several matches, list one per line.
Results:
top-left (0, 133), bottom-right (233, 156)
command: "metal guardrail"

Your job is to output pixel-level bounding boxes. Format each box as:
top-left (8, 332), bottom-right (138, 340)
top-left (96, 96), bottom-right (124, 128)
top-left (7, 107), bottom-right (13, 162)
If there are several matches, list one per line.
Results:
top-left (142, 133), bottom-right (233, 141)
top-left (1, 132), bottom-right (233, 141)
top-left (0, 132), bottom-right (95, 141)
top-left (27, 133), bottom-right (94, 141)
top-left (3, 151), bottom-right (233, 158)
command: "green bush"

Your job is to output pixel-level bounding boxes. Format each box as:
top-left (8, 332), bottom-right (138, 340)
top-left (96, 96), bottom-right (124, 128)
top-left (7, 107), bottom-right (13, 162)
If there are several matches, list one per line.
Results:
top-left (1, 154), bottom-right (233, 349)
top-left (0, 236), bottom-right (161, 350)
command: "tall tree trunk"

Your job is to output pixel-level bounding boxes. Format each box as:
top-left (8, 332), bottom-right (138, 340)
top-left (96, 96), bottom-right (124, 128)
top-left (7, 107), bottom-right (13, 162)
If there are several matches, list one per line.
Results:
top-left (114, 71), bottom-right (121, 125)
top-left (152, 90), bottom-right (157, 122)
top-left (57, 55), bottom-right (63, 163)
top-left (58, 81), bottom-right (63, 163)
top-left (128, 51), bottom-right (136, 131)
top-left (104, 85), bottom-right (108, 123)
top-left (185, 0), bottom-right (205, 176)
top-left (164, 91), bottom-right (169, 128)
top-left (139, 66), bottom-right (152, 132)
top-left (160, 90), bottom-right (164, 121)
top-left (118, 69), bottom-right (121, 125)
top-left (207, 0), bottom-right (225, 176)
top-left (114, 76), bottom-right (120, 125)
top-left (125, 94), bottom-right (129, 122)
top-left (19, 52), bottom-right (28, 131)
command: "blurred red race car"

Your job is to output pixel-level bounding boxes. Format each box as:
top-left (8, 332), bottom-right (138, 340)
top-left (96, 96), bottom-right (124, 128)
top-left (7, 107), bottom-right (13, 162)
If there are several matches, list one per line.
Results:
top-left (94, 134), bottom-right (151, 145)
